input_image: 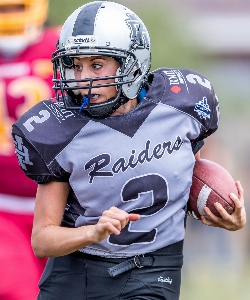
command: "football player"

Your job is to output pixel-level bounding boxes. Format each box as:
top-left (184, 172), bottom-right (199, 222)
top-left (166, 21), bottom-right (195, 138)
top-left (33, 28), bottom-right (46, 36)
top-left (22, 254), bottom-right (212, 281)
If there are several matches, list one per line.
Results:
top-left (0, 0), bottom-right (59, 299)
top-left (11, 1), bottom-right (246, 299)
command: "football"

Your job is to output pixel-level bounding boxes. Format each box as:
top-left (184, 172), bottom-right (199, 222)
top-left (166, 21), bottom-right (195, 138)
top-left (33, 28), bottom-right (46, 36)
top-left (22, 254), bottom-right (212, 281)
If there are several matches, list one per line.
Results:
top-left (187, 159), bottom-right (237, 220)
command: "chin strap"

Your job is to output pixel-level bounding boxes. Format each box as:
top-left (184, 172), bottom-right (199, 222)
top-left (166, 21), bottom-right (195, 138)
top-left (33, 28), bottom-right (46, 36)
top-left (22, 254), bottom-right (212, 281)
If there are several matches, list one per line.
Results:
top-left (86, 96), bottom-right (129, 119)
top-left (111, 96), bottom-right (129, 111)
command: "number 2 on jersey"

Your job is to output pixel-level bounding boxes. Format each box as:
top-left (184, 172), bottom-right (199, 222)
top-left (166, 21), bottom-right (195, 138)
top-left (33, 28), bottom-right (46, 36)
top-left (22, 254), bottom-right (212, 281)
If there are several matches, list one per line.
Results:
top-left (109, 174), bottom-right (169, 246)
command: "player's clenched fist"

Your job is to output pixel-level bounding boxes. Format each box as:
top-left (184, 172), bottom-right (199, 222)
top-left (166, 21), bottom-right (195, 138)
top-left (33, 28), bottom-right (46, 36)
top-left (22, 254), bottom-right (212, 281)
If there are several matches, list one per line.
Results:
top-left (90, 207), bottom-right (140, 242)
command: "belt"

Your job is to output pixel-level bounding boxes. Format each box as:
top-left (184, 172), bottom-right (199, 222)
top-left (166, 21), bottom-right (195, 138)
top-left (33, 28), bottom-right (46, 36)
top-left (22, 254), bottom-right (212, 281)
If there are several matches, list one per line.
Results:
top-left (108, 253), bottom-right (183, 277)
top-left (71, 240), bottom-right (184, 277)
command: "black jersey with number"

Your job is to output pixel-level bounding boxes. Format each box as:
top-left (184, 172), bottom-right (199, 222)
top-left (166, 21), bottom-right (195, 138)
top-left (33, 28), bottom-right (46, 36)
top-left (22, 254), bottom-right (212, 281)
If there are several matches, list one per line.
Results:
top-left (12, 68), bottom-right (219, 258)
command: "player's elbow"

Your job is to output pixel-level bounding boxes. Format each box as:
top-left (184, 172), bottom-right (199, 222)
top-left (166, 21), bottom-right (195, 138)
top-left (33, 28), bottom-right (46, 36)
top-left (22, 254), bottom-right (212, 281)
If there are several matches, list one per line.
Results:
top-left (31, 234), bottom-right (48, 258)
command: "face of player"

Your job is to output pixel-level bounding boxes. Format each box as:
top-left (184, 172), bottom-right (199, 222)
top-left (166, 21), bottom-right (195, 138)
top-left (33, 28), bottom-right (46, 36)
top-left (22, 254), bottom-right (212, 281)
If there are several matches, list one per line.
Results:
top-left (73, 55), bottom-right (120, 104)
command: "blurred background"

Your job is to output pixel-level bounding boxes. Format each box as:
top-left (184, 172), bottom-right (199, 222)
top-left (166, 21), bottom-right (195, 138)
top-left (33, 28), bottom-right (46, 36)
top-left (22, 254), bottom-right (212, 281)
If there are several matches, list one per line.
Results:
top-left (49, 0), bottom-right (250, 299)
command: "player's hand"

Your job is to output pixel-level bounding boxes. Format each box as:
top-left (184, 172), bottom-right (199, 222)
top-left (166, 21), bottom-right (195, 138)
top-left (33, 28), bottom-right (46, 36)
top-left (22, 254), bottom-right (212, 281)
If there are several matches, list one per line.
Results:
top-left (201, 181), bottom-right (246, 231)
top-left (90, 206), bottom-right (140, 242)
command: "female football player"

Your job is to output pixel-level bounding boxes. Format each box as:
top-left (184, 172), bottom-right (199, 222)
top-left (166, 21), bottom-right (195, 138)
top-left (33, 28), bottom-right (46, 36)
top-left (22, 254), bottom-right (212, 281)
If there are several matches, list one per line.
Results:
top-left (11, 1), bottom-right (246, 299)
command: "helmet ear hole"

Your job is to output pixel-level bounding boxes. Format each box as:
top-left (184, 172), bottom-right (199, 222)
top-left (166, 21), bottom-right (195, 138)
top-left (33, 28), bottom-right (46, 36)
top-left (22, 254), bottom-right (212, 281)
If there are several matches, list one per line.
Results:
top-left (62, 56), bottom-right (73, 68)
top-left (133, 69), bottom-right (141, 78)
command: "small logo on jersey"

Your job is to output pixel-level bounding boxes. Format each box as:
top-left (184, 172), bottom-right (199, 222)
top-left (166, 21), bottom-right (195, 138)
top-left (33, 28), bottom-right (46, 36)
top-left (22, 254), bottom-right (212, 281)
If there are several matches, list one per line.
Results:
top-left (158, 276), bottom-right (172, 284)
top-left (171, 86), bottom-right (181, 94)
top-left (164, 70), bottom-right (187, 94)
top-left (13, 135), bottom-right (33, 170)
top-left (194, 97), bottom-right (211, 120)
top-left (46, 101), bottom-right (75, 123)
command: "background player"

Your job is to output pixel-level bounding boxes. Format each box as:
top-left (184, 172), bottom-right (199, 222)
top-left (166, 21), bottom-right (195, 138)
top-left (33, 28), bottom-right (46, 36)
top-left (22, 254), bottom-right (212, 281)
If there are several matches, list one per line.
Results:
top-left (11, 1), bottom-right (246, 299)
top-left (0, 1), bottom-right (59, 299)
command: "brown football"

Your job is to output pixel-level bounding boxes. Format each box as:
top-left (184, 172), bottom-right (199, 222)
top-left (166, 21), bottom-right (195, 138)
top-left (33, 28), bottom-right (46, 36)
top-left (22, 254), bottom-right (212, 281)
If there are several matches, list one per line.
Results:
top-left (187, 159), bottom-right (237, 220)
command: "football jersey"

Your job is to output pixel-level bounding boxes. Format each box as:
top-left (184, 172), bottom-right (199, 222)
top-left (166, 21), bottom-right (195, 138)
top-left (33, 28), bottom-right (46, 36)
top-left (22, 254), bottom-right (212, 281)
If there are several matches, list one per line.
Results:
top-left (0, 27), bottom-right (60, 198)
top-left (12, 68), bottom-right (219, 257)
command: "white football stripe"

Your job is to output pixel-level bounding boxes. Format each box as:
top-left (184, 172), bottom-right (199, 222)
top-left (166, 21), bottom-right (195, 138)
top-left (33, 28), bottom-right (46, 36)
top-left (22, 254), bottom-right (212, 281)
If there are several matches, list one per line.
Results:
top-left (197, 185), bottom-right (212, 215)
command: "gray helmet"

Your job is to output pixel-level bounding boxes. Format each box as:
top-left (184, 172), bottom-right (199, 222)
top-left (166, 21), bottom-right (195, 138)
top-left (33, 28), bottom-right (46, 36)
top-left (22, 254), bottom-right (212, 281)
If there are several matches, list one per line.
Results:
top-left (52, 1), bottom-right (151, 118)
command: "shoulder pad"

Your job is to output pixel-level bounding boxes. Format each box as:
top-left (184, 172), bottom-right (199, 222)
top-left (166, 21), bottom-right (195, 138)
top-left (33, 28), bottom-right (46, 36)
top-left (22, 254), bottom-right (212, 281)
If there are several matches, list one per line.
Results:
top-left (12, 99), bottom-right (90, 182)
top-left (147, 68), bottom-right (220, 136)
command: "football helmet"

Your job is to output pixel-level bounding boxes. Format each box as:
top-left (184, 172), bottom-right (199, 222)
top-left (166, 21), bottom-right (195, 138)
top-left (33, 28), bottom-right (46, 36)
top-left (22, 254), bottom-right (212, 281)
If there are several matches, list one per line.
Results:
top-left (0, 0), bottom-right (48, 56)
top-left (52, 1), bottom-right (151, 118)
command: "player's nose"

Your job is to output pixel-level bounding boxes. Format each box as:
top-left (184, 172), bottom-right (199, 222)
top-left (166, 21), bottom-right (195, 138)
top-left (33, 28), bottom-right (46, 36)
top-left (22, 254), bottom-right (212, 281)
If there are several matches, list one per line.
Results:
top-left (77, 70), bottom-right (92, 88)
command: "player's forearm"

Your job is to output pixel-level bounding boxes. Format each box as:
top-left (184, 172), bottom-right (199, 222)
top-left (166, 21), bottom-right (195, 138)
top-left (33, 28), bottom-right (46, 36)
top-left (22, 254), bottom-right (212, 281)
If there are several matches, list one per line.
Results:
top-left (31, 224), bottom-right (97, 258)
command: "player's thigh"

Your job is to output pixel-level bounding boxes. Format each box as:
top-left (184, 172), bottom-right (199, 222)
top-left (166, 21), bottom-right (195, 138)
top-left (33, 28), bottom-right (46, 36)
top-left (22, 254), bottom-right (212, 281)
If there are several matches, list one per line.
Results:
top-left (83, 257), bottom-right (132, 299)
top-left (121, 265), bottom-right (182, 300)
top-left (84, 257), bottom-right (181, 300)
top-left (37, 255), bottom-right (86, 300)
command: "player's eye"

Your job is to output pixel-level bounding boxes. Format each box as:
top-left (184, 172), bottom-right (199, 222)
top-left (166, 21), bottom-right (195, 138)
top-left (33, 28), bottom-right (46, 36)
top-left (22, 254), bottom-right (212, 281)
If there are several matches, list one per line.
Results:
top-left (73, 64), bottom-right (82, 72)
top-left (92, 63), bottom-right (102, 70)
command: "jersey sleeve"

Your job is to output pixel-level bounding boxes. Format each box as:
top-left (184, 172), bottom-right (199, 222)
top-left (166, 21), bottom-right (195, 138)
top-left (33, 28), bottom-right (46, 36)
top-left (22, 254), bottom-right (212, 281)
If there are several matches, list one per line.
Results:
top-left (12, 124), bottom-right (70, 184)
top-left (11, 99), bottom-right (83, 184)
top-left (188, 73), bottom-right (220, 147)
top-left (149, 68), bottom-right (220, 143)
top-left (191, 139), bottom-right (204, 154)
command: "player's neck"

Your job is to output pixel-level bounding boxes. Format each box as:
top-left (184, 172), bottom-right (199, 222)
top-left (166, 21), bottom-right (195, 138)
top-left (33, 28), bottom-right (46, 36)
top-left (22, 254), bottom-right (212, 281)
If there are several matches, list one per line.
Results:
top-left (111, 98), bottom-right (138, 116)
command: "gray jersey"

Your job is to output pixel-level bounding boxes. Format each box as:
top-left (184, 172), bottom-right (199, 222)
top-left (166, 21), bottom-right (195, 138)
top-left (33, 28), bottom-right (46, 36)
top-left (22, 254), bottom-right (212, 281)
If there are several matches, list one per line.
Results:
top-left (12, 68), bottom-right (219, 258)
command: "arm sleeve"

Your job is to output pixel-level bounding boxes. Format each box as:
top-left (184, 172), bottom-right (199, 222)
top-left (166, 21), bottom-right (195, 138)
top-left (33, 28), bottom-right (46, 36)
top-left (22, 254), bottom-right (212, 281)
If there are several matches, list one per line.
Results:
top-left (12, 125), bottom-right (70, 184)
top-left (191, 139), bottom-right (204, 154)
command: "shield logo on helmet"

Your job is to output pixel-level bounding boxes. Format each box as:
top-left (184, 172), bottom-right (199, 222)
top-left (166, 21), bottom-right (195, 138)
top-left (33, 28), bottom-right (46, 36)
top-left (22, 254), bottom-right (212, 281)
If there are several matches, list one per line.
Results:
top-left (125, 13), bottom-right (150, 49)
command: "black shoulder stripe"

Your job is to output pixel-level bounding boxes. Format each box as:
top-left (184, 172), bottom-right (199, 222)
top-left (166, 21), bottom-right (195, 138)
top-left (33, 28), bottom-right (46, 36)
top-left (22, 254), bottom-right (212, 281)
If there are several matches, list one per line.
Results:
top-left (72, 1), bottom-right (104, 36)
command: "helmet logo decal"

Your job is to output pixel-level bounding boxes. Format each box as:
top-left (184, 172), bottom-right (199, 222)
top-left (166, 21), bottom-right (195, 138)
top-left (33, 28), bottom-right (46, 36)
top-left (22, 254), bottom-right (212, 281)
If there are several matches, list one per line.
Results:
top-left (194, 97), bottom-right (211, 120)
top-left (125, 13), bottom-right (149, 49)
top-left (65, 35), bottom-right (98, 52)
top-left (73, 37), bottom-right (93, 44)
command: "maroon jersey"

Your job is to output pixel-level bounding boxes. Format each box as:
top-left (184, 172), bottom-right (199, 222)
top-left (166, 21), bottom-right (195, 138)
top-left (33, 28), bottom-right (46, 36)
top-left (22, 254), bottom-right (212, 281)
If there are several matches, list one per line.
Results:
top-left (0, 27), bottom-right (60, 197)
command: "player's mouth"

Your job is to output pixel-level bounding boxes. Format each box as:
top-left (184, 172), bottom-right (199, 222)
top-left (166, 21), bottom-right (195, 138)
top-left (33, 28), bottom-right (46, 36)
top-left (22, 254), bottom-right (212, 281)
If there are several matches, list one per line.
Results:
top-left (88, 94), bottom-right (100, 102)
top-left (79, 94), bottom-right (100, 112)
top-left (81, 94), bottom-right (100, 102)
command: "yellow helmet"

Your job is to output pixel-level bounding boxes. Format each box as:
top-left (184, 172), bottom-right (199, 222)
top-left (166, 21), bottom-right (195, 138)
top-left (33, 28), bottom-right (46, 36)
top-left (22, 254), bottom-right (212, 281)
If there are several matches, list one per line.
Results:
top-left (0, 0), bottom-right (48, 55)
